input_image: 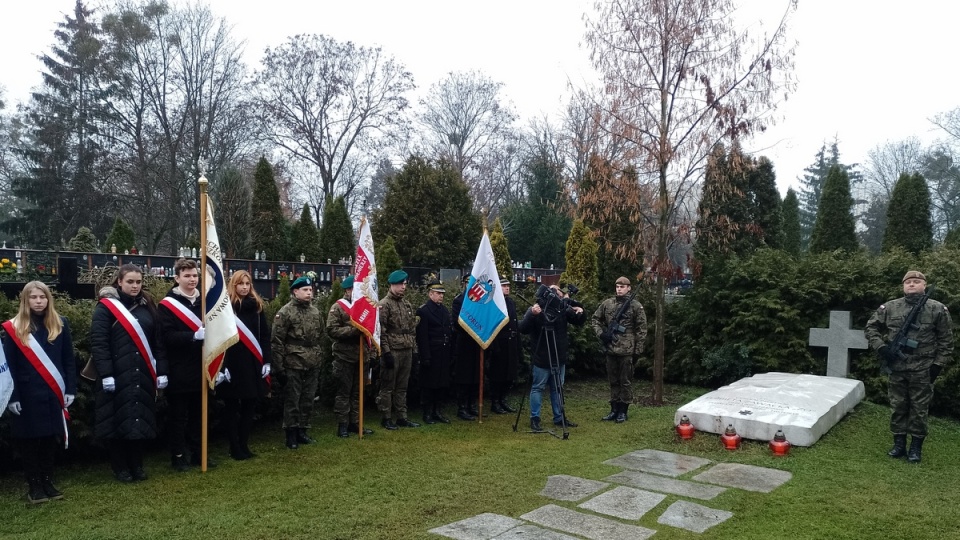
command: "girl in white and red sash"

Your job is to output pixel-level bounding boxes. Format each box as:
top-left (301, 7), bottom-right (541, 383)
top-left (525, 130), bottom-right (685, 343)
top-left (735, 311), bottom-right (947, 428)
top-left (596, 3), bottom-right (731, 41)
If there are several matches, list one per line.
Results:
top-left (91, 264), bottom-right (167, 483)
top-left (220, 270), bottom-right (271, 460)
top-left (1, 281), bottom-right (75, 504)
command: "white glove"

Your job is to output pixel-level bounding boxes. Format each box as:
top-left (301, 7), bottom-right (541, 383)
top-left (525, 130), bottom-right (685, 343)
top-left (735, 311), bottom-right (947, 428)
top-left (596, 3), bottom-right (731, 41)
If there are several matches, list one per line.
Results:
top-left (215, 369), bottom-right (231, 386)
top-left (64, 394), bottom-right (75, 408)
top-left (157, 375), bottom-right (168, 389)
top-left (193, 327), bottom-right (205, 341)
top-left (224, 368), bottom-right (231, 382)
top-left (102, 377), bottom-right (116, 392)
top-left (261, 364), bottom-right (271, 378)
top-left (7, 401), bottom-right (21, 415)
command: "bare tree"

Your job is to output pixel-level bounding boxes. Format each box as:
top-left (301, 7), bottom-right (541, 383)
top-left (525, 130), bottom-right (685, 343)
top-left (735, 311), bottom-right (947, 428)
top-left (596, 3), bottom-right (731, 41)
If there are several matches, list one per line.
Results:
top-left (583, 0), bottom-right (797, 403)
top-left (254, 34), bottom-right (414, 205)
top-left (864, 137), bottom-right (924, 197)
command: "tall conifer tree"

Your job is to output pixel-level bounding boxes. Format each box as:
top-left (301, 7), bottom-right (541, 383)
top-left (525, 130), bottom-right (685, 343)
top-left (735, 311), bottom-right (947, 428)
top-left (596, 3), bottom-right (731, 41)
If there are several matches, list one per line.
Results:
top-left (250, 157), bottom-right (289, 260)
top-left (882, 173), bottom-right (933, 255)
top-left (781, 188), bottom-right (802, 255)
top-left (317, 196), bottom-right (354, 263)
top-left (809, 165), bottom-right (858, 254)
top-left (291, 203), bottom-right (322, 261)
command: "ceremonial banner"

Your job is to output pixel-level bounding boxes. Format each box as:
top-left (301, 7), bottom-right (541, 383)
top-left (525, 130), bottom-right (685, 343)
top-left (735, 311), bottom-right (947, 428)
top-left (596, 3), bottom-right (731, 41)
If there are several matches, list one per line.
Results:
top-left (350, 217), bottom-right (381, 352)
top-left (0, 338), bottom-right (12, 414)
top-left (458, 231), bottom-right (508, 349)
top-left (202, 198), bottom-right (238, 388)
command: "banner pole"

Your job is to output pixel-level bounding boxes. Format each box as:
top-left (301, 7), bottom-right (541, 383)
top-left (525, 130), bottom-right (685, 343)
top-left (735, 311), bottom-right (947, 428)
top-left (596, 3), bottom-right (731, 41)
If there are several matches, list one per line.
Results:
top-left (478, 349), bottom-right (484, 424)
top-left (199, 168), bottom-right (209, 473)
top-left (358, 336), bottom-right (365, 439)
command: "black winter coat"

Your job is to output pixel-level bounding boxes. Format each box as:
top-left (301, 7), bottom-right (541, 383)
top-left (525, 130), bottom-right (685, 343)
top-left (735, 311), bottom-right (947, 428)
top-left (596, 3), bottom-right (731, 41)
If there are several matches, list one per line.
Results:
top-left (415, 300), bottom-right (453, 390)
top-left (518, 304), bottom-right (586, 369)
top-left (3, 315), bottom-right (76, 439)
top-left (218, 297), bottom-right (271, 400)
top-left (92, 290), bottom-right (166, 440)
top-left (488, 296), bottom-right (521, 384)
top-left (157, 289), bottom-right (203, 394)
top-left (451, 292), bottom-right (482, 385)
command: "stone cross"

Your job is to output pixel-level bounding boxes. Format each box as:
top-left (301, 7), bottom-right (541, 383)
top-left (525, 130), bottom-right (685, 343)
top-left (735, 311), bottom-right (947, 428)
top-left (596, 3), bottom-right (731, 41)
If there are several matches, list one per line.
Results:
top-left (808, 311), bottom-right (868, 378)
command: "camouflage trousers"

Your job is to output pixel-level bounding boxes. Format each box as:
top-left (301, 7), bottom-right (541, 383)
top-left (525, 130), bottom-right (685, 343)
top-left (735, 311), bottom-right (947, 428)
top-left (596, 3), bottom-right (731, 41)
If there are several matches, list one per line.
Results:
top-left (606, 354), bottom-right (634, 404)
top-left (332, 358), bottom-right (362, 424)
top-left (283, 367), bottom-right (320, 429)
top-left (377, 349), bottom-right (412, 420)
top-left (889, 369), bottom-right (934, 437)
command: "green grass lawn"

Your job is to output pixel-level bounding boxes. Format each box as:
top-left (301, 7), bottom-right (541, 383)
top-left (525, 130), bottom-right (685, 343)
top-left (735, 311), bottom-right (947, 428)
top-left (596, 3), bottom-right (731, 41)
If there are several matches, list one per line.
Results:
top-left (2, 378), bottom-right (960, 540)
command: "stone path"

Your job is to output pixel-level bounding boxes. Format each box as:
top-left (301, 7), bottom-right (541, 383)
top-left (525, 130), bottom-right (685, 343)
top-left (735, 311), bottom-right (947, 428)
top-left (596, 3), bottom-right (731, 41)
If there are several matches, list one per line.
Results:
top-left (428, 449), bottom-right (792, 539)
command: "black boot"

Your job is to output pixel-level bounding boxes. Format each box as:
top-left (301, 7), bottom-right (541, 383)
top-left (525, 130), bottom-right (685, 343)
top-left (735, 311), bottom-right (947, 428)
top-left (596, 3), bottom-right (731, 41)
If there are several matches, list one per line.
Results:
top-left (457, 406), bottom-right (477, 421)
top-left (499, 399), bottom-right (517, 413)
top-left (348, 423), bottom-right (375, 435)
top-left (888, 434), bottom-right (907, 458)
top-left (381, 417), bottom-right (399, 431)
top-left (601, 401), bottom-right (617, 421)
top-left (337, 423), bottom-right (349, 438)
top-left (423, 407), bottom-right (437, 424)
top-left (27, 478), bottom-right (49, 504)
top-left (490, 399), bottom-right (507, 414)
top-left (395, 417), bottom-right (421, 428)
top-left (297, 428), bottom-right (315, 444)
top-left (530, 416), bottom-right (543, 432)
top-left (907, 436), bottom-right (924, 463)
top-left (40, 476), bottom-right (63, 500)
top-left (616, 403), bottom-right (628, 424)
top-left (433, 403), bottom-right (451, 424)
top-left (285, 428), bottom-right (299, 449)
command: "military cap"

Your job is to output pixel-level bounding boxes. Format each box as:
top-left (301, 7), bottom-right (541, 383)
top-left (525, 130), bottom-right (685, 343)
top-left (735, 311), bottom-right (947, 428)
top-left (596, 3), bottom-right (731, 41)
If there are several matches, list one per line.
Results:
top-left (341, 275), bottom-right (354, 289)
top-left (615, 276), bottom-right (631, 286)
top-left (462, 274), bottom-right (471, 283)
top-left (902, 270), bottom-right (926, 283)
top-left (499, 278), bottom-right (511, 285)
top-left (290, 276), bottom-right (312, 290)
top-left (387, 269), bottom-right (408, 284)
top-left (427, 279), bottom-right (445, 293)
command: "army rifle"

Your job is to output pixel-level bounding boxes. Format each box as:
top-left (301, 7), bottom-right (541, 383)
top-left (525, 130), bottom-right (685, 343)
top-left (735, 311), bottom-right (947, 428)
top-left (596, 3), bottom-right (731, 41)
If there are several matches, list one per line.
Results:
top-left (881, 286), bottom-right (934, 374)
top-left (599, 288), bottom-right (640, 349)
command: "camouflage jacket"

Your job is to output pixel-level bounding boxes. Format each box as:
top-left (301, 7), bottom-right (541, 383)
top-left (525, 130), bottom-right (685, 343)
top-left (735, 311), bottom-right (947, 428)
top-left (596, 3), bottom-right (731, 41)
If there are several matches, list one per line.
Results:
top-left (271, 298), bottom-right (324, 370)
top-left (326, 295), bottom-right (363, 362)
top-left (865, 294), bottom-right (953, 372)
top-left (378, 290), bottom-right (416, 354)
top-left (591, 296), bottom-right (647, 357)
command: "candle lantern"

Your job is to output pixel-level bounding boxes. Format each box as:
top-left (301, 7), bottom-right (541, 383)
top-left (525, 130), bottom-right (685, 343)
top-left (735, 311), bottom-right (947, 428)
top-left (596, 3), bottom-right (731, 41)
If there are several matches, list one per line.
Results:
top-left (721, 424), bottom-right (742, 450)
top-left (769, 429), bottom-right (790, 456)
top-left (676, 415), bottom-right (695, 440)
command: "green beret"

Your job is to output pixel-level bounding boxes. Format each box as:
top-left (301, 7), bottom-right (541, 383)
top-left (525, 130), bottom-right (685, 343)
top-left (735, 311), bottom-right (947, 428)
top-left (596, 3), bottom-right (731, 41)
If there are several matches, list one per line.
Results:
top-left (341, 275), bottom-right (354, 289)
top-left (387, 269), bottom-right (408, 284)
top-left (290, 276), bottom-right (312, 290)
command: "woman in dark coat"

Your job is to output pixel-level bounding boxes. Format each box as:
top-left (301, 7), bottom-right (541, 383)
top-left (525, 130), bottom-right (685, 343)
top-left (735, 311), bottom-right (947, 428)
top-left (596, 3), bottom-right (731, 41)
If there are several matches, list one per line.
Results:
top-left (415, 280), bottom-right (453, 424)
top-left (91, 264), bottom-right (167, 483)
top-left (219, 270), bottom-right (271, 460)
top-left (2, 281), bottom-right (75, 503)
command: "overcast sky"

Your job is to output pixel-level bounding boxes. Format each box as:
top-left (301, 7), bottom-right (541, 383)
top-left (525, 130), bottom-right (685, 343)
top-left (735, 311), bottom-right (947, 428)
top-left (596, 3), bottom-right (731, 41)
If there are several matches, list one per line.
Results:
top-left (2, 1), bottom-right (958, 196)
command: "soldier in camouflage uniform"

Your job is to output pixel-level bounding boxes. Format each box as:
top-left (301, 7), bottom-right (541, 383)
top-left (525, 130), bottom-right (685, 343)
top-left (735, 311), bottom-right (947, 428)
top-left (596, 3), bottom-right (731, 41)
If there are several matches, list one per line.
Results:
top-left (377, 270), bottom-right (420, 430)
top-left (865, 270), bottom-right (953, 463)
top-left (272, 276), bottom-right (324, 449)
top-left (592, 276), bottom-right (647, 423)
top-left (326, 275), bottom-right (374, 438)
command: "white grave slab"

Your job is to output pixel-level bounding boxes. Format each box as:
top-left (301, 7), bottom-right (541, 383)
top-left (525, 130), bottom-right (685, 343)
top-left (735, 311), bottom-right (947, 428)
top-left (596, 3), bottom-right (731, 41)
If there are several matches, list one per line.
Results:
top-left (675, 372), bottom-right (864, 446)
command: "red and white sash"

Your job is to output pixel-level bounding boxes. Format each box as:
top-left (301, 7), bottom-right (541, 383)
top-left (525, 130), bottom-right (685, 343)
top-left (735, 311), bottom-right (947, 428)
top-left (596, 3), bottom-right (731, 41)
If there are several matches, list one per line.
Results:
top-left (159, 297), bottom-right (202, 331)
top-left (1, 320), bottom-right (70, 448)
top-left (99, 298), bottom-right (158, 382)
top-left (235, 317), bottom-right (270, 385)
top-left (337, 298), bottom-right (352, 312)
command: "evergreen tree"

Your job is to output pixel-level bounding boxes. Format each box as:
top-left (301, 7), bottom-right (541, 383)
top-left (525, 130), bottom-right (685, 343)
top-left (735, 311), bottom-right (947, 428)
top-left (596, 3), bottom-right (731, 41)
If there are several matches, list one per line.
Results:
top-left (211, 166), bottom-right (251, 259)
top-left (489, 218), bottom-right (513, 284)
top-left (276, 274), bottom-right (290, 305)
top-left (375, 235), bottom-right (403, 292)
top-left (501, 152), bottom-right (572, 268)
top-left (797, 141), bottom-right (862, 250)
top-left (68, 226), bottom-right (99, 252)
top-left (809, 165), bottom-right (858, 254)
top-left (317, 196), bottom-right (355, 263)
top-left (859, 193), bottom-right (889, 254)
top-left (291, 204), bottom-right (321, 262)
top-left (105, 216), bottom-right (136, 253)
top-left (250, 157), bottom-right (289, 260)
top-left (372, 156), bottom-right (481, 268)
top-left (882, 173), bottom-right (933, 255)
top-left (750, 157), bottom-right (783, 249)
top-left (781, 188), bottom-right (802, 255)
top-left (695, 143), bottom-right (748, 259)
top-left (559, 219), bottom-right (599, 297)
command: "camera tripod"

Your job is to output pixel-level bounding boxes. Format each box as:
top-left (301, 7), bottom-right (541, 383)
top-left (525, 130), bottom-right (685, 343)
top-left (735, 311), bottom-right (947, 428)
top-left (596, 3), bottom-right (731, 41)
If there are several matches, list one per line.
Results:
top-left (512, 317), bottom-right (570, 440)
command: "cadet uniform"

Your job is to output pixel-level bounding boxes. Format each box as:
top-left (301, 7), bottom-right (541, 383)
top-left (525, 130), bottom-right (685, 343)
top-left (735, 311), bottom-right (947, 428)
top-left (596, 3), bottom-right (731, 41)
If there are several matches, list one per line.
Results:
top-left (377, 270), bottom-right (419, 430)
top-left (326, 275), bottom-right (374, 438)
top-left (865, 270), bottom-right (953, 463)
top-left (272, 276), bottom-right (324, 449)
top-left (415, 280), bottom-right (453, 424)
top-left (592, 276), bottom-right (647, 423)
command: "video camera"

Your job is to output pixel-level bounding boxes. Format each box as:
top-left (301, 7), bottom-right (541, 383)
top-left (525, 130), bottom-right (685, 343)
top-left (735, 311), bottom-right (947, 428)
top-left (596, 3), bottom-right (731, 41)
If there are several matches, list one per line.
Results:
top-left (535, 284), bottom-right (580, 322)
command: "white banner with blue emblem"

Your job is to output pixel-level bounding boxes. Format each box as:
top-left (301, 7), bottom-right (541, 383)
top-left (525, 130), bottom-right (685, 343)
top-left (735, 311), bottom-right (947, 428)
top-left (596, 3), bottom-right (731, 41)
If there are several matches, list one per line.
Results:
top-left (457, 231), bottom-right (508, 349)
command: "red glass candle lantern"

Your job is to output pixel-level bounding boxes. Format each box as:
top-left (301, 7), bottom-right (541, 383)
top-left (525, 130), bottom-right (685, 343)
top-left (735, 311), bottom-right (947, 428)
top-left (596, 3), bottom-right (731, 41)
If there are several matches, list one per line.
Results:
top-left (769, 429), bottom-right (790, 456)
top-left (676, 415), bottom-right (695, 440)
top-left (721, 424), bottom-right (741, 450)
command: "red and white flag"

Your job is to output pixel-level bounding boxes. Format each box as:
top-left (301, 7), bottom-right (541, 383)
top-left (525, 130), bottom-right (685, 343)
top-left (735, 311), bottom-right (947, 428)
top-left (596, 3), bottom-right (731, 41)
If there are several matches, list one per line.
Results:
top-left (350, 217), bottom-right (380, 352)
top-left (202, 198), bottom-right (239, 388)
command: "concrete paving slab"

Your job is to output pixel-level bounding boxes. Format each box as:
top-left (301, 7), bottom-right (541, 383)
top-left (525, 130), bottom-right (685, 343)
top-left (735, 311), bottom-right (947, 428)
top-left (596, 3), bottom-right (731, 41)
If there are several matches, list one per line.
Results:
top-left (429, 513), bottom-right (524, 540)
top-left (604, 469), bottom-right (727, 500)
top-left (540, 474), bottom-right (610, 501)
top-left (577, 485), bottom-right (666, 520)
top-left (657, 500), bottom-right (734, 533)
top-left (521, 504), bottom-right (657, 540)
top-left (691, 462), bottom-right (792, 493)
top-left (491, 525), bottom-right (580, 540)
top-left (602, 449), bottom-right (712, 477)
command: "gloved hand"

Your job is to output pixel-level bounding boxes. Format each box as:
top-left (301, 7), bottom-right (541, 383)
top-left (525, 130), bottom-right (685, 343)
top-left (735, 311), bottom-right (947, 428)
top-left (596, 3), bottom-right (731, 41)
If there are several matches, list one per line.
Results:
top-left (215, 371), bottom-right (227, 386)
top-left (930, 364), bottom-right (943, 383)
top-left (382, 352), bottom-right (395, 370)
top-left (102, 376), bottom-right (116, 392)
top-left (64, 394), bottom-right (75, 408)
top-left (7, 401), bottom-right (21, 415)
top-left (878, 345), bottom-right (894, 362)
top-left (193, 327), bottom-right (205, 341)
top-left (224, 368), bottom-right (231, 382)
top-left (157, 375), bottom-right (169, 389)
top-left (261, 364), bottom-right (271, 378)
top-left (599, 332), bottom-right (614, 346)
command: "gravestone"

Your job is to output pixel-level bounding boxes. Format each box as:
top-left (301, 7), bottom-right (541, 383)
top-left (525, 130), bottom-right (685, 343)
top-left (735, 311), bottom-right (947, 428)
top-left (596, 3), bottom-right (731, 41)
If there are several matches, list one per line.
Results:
top-left (808, 310), bottom-right (868, 377)
top-left (675, 372), bottom-right (864, 446)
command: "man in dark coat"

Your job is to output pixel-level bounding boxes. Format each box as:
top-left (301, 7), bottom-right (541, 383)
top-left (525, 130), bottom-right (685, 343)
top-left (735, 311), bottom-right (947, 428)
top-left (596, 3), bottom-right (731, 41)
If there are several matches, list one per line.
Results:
top-left (487, 278), bottom-right (521, 414)
top-left (416, 279), bottom-right (453, 424)
top-left (451, 275), bottom-right (481, 420)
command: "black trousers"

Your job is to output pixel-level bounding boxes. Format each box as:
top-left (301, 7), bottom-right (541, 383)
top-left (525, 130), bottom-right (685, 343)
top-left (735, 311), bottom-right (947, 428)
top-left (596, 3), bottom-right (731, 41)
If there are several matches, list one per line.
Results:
top-left (167, 391), bottom-right (202, 458)
top-left (109, 439), bottom-right (144, 474)
top-left (17, 437), bottom-right (57, 480)
top-left (223, 397), bottom-right (257, 450)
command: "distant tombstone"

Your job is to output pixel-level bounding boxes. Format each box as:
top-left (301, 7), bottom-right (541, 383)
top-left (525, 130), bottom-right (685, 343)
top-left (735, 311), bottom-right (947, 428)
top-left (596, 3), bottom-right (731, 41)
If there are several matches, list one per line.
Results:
top-left (808, 310), bottom-right (868, 378)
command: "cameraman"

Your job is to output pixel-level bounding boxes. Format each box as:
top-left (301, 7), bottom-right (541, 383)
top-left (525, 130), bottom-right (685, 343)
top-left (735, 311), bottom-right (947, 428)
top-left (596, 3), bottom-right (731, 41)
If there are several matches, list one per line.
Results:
top-left (519, 284), bottom-right (585, 432)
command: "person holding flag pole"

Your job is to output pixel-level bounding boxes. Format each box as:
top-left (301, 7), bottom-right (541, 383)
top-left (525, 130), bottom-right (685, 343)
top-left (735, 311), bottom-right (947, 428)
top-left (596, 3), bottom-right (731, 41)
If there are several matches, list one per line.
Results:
top-left (456, 227), bottom-right (510, 424)
top-left (348, 217), bottom-right (381, 439)
top-left (327, 275), bottom-right (373, 438)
